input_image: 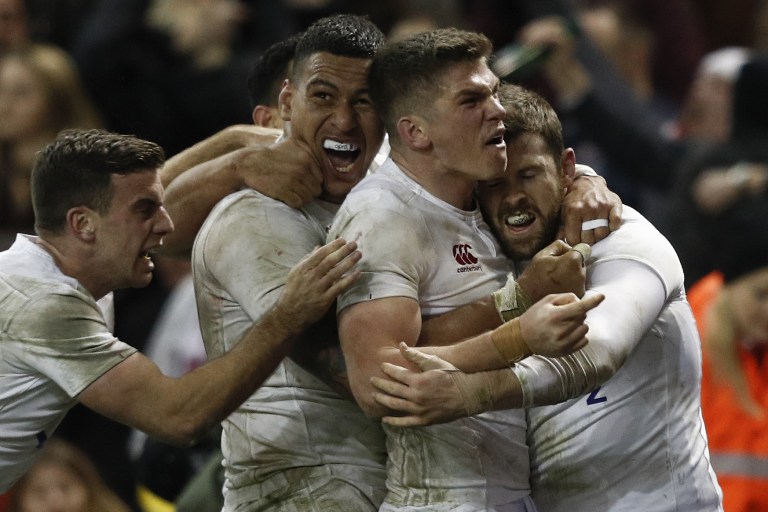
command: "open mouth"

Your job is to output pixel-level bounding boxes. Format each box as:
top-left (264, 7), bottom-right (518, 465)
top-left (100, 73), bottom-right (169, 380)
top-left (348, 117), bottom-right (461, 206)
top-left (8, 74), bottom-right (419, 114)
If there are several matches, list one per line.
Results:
top-left (486, 126), bottom-right (506, 147)
top-left (323, 139), bottom-right (361, 173)
top-left (487, 133), bottom-right (505, 146)
top-left (505, 211), bottom-right (535, 230)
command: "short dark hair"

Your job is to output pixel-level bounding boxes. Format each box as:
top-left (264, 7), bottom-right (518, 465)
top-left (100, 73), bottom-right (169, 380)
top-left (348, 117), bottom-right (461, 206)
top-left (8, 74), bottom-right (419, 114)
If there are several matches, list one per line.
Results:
top-left (32, 129), bottom-right (165, 234)
top-left (246, 33), bottom-right (301, 109)
top-left (368, 28), bottom-right (493, 140)
top-left (292, 14), bottom-right (384, 79)
top-left (499, 83), bottom-right (564, 161)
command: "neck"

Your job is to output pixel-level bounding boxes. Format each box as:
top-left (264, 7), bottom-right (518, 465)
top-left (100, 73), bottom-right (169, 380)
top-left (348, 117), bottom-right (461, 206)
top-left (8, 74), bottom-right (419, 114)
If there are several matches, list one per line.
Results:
top-left (390, 150), bottom-right (476, 210)
top-left (36, 235), bottom-right (107, 300)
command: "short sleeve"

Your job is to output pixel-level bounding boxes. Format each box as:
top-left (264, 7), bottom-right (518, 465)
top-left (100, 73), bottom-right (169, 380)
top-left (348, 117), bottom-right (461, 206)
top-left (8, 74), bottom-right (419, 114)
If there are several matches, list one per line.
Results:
top-left (5, 288), bottom-right (136, 397)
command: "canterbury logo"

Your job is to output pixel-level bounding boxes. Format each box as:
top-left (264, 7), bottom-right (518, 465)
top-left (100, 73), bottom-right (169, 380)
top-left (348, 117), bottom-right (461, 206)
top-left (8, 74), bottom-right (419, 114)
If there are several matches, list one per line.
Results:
top-left (453, 244), bottom-right (479, 265)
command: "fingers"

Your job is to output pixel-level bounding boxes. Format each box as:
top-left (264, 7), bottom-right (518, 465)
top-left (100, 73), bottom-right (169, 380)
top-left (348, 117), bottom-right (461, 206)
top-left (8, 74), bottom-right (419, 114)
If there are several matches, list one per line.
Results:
top-left (543, 239), bottom-right (571, 257)
top-left (381, 414), bottom-right (428, 428)
top-left (552, 291), bottom-right (604, 317)
top-left (398, 342), bottom-right (452, 371)
top-left (581, 292), bottom-right (605, 311)
top-left (291, 239), bottom-right (361, 302)
top-left (303, 238), bottom-right (359, 274)
top-left (608, 201), bottom-right (623, 232)
top-left (570, 243), bottom-right (591, 266)
top-left (562, 213), bottom-right (582, 246)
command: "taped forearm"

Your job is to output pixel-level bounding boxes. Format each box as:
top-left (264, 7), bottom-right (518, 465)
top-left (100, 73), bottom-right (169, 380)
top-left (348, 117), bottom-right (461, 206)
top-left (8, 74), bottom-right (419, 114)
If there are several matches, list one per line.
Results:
top-left (449, 368), bottom-right (524, 416)
top-left (512, 342), bottom-right (619, 407)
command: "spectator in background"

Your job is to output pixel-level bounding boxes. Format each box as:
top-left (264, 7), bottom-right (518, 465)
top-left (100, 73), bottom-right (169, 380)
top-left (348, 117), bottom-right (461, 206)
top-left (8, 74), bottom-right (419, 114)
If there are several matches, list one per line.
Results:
top-left (0, 43), bottom-right (102, 249)
top-left (0, 0), bottom-right (29, 54)
top-left (514, 0), bottom-right (682, 213)
top-left (8, 439), bottom-right (131, 512)
top-left (663, 54), bottom-right (768, 287)
top-left (71, 0), bottom-right (253, 157)
top-left (687, 205), bottom-right (768, 512)
top-left (676, 46), bottom-right (752, 144)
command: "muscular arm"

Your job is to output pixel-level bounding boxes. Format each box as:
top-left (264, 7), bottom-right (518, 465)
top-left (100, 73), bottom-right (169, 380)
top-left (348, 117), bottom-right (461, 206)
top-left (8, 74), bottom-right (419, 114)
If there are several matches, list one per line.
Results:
top-left (373, 258), bottom-right (667, 425)
top-left (159, 134), bottom-right (322, 256)
top-left (419, 239), bottom-right (591, 350)
top-left (338, 297), bottom-right (422, 418)
top-left (160, 124), bottom-right (281, 187)
top-left (79, 238), bottom-right (360, 446)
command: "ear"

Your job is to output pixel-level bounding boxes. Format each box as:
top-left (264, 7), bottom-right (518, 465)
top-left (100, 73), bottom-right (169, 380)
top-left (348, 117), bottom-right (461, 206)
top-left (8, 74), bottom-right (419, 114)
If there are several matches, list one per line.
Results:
top-left (560, 148), bottom-right (577, 189)
top-left (66, 206), bottom-right (98, 242)
top-left (396, 116), bottom-right (431, 151)
top-left (252, 105), bottom-right (281, 128)
top-left (277, 79), bottom-right (293, 122)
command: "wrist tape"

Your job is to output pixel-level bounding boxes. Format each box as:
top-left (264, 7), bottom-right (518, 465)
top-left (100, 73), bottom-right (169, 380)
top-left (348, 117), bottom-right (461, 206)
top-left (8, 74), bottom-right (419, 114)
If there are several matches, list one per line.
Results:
top-left (445, 370), bottom-right (495, 417)
top-left (492, 276), bottom-right (534, 322)
top-left (490, 319), bottom-right (532, 364)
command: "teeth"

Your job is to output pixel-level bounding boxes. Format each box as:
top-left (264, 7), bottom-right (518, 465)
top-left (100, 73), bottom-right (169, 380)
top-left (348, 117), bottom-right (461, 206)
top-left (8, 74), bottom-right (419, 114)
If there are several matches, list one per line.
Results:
top-left (505, 213), bottom-right (533, 226)
top-left (335, 164), bottom-right (354, 174)
top-left (142, 252), bottom-right (151, 260)
top-left (323, 139), bottom-right (359, 152)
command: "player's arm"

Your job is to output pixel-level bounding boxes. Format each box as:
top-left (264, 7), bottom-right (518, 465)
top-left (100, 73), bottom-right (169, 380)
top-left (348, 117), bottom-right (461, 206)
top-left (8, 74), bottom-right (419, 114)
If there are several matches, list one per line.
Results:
top-left (414, 292), bottom-right (603, 373)
top-left (159, 136), bottom-right (323, 256)
top-left (338, 296), bottom-right (423, 418)
top-left (419, 239), bottom-right (590, 348)
top-left (78, 239), bottom-right (360, 446)
top-left (159, 124), bottom-right (281, 186)
top-left (373, 258), bottom-right (665, 425)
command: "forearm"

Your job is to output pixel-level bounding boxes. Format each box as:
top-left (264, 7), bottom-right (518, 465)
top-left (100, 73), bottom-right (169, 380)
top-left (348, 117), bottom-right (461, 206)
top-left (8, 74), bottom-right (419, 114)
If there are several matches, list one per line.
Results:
top-left (160, 125), bottom-right (280, 187)
top-left (161, 305), bottom-right (303, 444)
top-left (512, 261), bottom-right (665, 406)
top-left (81, 304), bottom-right (303, 446)
top-left (419, 296), bottom-right (501, 347)
top-left (160, 151), bottom-right (245, 256)
top-left (411, 332), bottom-right (507, 373)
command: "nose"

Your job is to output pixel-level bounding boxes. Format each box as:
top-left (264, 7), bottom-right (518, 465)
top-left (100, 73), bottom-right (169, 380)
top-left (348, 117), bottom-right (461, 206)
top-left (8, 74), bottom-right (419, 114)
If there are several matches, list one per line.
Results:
top-left (489, 94), bottom-right (506, 121)
top-left (331, 101), bottom-right (357, 132)
top-left (155, 207), bottom-right (175, 235)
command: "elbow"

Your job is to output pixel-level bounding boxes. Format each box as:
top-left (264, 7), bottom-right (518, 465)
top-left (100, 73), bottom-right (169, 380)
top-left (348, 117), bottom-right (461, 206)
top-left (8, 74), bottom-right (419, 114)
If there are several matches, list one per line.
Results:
top-left (161, 416), bottom-right (218, 448)
top-left (348, 379), bottom-right (388, 420)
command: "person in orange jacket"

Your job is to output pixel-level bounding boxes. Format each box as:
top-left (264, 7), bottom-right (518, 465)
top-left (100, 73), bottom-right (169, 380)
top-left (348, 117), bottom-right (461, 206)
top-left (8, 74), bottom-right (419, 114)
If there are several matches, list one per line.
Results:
top-left (687, 208), bottom-right (768, 512)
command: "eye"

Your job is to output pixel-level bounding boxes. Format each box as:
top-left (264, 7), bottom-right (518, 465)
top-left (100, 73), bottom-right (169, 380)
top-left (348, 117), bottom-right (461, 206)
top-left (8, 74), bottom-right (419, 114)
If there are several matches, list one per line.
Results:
top-left (479, 179), bottom-right (502, 189)
top-left (462, 96), bottom-right (479, 107)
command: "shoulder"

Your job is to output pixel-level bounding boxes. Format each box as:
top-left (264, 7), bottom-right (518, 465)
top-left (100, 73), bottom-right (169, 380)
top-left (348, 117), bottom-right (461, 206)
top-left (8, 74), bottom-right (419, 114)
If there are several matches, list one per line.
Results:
top-left (1, 274), bottom-right (107, 338)
top-left (196, 189), bottom-right (316, 251)
top-left (590, 206), bottom-right (684, 291)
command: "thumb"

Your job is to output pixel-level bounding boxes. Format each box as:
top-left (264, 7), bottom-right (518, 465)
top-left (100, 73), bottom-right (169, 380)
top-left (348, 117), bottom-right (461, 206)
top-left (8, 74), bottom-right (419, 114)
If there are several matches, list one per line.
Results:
top-left (579, 293), bottom-right (605, 313)
top-left (399, 342), bottom-right (457, 371)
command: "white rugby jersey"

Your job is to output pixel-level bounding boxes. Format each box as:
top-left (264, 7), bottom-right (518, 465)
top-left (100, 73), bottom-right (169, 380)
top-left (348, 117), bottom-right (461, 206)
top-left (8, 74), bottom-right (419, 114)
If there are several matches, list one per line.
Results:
top-left (192, 191), bottom-right (387, 510)
top-left (514, 207), bottom-right (723, 511)
top-left (331, 159), bottom-right (532, 511)
top-left (0, 235), bottom-right (135, 491)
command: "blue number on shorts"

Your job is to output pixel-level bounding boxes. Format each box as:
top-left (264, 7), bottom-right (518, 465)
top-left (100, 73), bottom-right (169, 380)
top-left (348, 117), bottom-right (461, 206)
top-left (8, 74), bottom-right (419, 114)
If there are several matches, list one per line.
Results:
top-left (586, 387), bottom-right (607, 405)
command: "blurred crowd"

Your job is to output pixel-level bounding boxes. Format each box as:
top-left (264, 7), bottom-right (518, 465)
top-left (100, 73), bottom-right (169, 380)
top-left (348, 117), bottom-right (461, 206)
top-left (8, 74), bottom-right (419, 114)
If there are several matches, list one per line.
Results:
top-left (1, 0), bottom-right (766, 511)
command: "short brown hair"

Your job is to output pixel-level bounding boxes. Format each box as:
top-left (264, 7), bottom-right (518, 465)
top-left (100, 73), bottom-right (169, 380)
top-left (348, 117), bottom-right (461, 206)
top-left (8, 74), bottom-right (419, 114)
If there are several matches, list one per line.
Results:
top-left (369, 28), bottom-right (493, 141)
top-left (32, 129), bottom-right (165, 234)
top-left (499, 83), bottom-right (564, 161)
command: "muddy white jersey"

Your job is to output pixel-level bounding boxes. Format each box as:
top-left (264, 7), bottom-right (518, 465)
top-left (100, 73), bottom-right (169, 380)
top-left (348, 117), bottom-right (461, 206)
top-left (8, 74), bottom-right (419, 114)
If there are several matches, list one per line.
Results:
top-left (515, 207), bottom-right (723, 511)
top-left (331, 158), bottom-right (532, 511)
top-left (193, 190), bottom-right (386, 511)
